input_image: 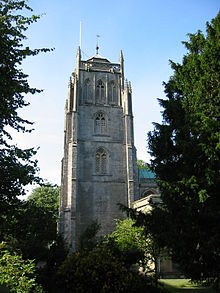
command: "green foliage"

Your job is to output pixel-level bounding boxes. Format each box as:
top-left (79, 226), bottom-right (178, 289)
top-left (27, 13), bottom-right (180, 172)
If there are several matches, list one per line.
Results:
top-left (0, 185), bottom-right (67, 292)
top-left (51, 219), bottom-right (165, 293)
top-left (27, 184), bottom-right (59, 218)
top-left (0, 0), bottom-right (52, 232)
top-left (117, 207), bottom-right (163, 285)
top-left (0, 0), bottom-right (51, 142)
top-left (106, 218), bottom-right (147, 267)
top-left (36, 235), bottom-right (68, 293)
top-left (148, 11), bottom-right (220, 287)
top-left (137, 159), bottom-right (150, 169)
top-left (109, 218), bottom-right (145, 252)
top-left (0, 242), bottom-right (43, 293)
top-left (0, 184), bottom-right (59, 266)
top-left (2, 184), bottom-right (60, 261)
top-left (57, 245), bottom-right (164, 293)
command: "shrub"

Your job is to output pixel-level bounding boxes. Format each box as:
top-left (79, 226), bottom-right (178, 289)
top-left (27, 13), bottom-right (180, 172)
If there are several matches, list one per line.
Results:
top-left (0, 242), bottom-right (43, 292)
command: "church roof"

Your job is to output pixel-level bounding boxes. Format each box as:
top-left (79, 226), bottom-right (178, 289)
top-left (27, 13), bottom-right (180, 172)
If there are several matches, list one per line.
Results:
top-left (139, 169), bottom-right (156, 179)
top-left (86, 53), bottom-right (111, 64)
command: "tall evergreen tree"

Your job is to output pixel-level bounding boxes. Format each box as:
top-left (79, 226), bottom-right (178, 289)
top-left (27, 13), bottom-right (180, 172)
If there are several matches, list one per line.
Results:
top-left (0, 0), bottom-right (51, 235)
top-left (148, 12), bottom-right (220, 286)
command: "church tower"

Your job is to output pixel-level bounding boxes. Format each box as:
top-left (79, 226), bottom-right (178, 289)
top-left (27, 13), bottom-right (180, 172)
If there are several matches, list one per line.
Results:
top-left (59, 46), bottom-right (137, 251)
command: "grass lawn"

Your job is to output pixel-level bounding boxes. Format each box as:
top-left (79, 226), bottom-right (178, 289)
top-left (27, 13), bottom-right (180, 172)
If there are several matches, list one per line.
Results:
top-left (159, 279), bottom-right (215, 293)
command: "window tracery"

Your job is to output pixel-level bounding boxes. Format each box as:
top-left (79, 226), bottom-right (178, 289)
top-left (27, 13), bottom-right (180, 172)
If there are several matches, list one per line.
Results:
top-left (108, 80), bottom-right (117, 104)
top-left (96, 148), bottom-right (107, 174)
top-left (83, 78), bottom-right (91, 103)
top-left (96, 79), bottom-right (105, 103)
top-left (95, 112), bottom-right (106, 134)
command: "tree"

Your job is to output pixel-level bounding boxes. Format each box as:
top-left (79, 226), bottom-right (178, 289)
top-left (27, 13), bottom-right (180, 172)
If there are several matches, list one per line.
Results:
top-left (3, 184), bottom-right (60, 261)
top-left (106, 217), bottom-right (162, 288)
top-left (148, 12), bottom-right (220, 287)
top-left (36, 235), bottom-right (68, 293)
top-left (116, 210), bottom-right (163, 285)
top-left (0, 0), bottom-right (51, 232)
top-left (27, 184), bottom-right (59, 218)
top-left (0, 184), bottom-right (68, 292)
top-left (49, 218), bottom-right (166, 293)
top-left (0, 242), bottom-right (43, 293)
top-left (56, 245), bottom-right (164, 293)
top-left (137, 159), bottom-right (150, 170)
top-left (107, 218), bottom-right (146, 267)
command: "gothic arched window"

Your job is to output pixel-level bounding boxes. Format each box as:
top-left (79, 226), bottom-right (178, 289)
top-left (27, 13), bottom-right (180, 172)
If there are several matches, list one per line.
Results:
top-left (95, 112), bottom-right (106, 134)
top-left (108, 81), bottom-right (117, 104)
top-left (84, 78), bottom-right (91, 103)
top-left (96, 148), bottom-right (107, 174)
top-left (96, 79), bottom-right (105, 103)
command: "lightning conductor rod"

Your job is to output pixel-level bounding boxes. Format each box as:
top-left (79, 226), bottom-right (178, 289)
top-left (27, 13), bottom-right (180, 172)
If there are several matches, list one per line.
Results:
top-left (96, 34), bottom-right (100, 55)
top-left (79, 20), bottom-right (82, 48)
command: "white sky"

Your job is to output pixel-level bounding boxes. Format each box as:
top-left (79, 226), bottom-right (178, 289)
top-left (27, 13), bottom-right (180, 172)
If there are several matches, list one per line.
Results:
top-left (12, 0), bottom-right (219, 188)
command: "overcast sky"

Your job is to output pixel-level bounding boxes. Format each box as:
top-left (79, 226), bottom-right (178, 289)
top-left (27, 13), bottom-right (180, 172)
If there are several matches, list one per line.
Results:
top-left (14, 0), bottom-right (219, 188)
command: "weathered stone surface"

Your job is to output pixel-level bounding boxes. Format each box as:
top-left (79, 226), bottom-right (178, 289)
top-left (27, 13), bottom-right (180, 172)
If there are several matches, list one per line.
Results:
top-left (59, 49), bottom-right (137, 251)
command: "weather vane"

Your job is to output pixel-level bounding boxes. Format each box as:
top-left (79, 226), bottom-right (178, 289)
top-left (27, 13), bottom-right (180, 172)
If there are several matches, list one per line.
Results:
top-left (96, 34), bottom-right (101, 55)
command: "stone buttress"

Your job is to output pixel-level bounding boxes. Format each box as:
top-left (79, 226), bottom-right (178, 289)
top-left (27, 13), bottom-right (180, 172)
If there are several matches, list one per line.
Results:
top-left (59, 47), bottom-right (137, 251)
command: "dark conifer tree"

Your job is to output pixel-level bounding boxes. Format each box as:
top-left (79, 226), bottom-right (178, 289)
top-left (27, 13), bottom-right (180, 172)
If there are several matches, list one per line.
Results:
top-left (148, 11), bottom-right (220, 287)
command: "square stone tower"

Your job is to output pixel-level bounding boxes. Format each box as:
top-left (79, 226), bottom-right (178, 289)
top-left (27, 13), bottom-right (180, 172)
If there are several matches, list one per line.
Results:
top-left (59, 47), bottom-right (137, 251)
